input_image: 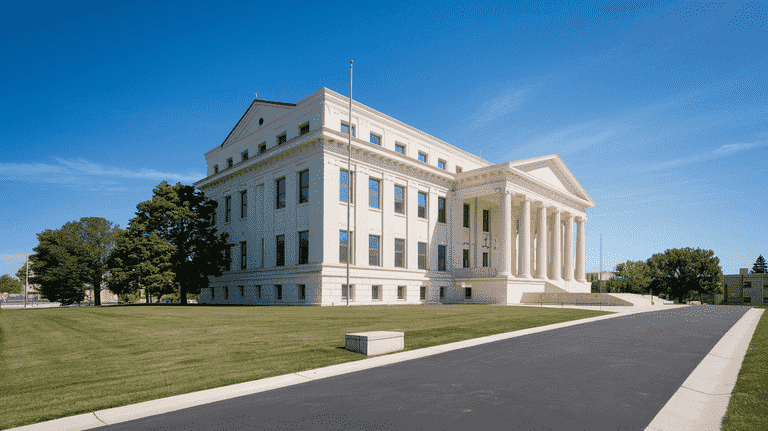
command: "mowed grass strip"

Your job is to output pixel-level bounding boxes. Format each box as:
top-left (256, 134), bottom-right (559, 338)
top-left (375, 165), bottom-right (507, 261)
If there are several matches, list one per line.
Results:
top-left (0, 304), bottom-right (611, 429)
top-left (721, 305), bottom-right (768, 431)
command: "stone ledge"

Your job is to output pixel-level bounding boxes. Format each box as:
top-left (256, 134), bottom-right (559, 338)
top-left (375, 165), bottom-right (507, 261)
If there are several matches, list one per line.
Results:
top-left (345, 331), bottom-right (404, 356)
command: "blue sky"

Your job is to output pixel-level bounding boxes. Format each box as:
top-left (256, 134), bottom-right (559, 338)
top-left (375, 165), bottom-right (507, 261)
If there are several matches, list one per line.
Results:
top-left (2, 0), bottom-right (766, 278)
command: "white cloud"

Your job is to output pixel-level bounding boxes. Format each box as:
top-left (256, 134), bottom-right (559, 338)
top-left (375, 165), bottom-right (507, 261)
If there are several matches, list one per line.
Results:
top-left (466, 86), bottom-right (531, 129)
top-left (630, 141), bottom-right (768, 174)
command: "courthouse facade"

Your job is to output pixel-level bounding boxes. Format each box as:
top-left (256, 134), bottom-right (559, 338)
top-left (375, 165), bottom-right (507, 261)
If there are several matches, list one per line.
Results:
top-left (195, 88), bottom-right (595, 305)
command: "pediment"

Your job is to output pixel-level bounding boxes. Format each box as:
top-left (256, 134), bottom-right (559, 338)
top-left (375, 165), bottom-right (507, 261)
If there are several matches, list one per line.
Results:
top-left (220, 100), bottom-right (295, 148)
top-left (508, 155), bottom-right (595, 206)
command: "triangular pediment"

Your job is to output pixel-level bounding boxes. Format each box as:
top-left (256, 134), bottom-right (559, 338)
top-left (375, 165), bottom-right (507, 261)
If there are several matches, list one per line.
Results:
top-left (508, 154), bottom-right (595, 206)
top-left (220, 100), bottom-right (296, 148)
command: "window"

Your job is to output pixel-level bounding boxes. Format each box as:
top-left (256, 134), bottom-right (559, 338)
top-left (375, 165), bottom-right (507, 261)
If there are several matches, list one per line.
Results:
top-left (299, 170), bottom-right (309, 204)
top-left (227, 158), bottom-right (233, 168)
top-left (465, 287), bottom-right (472, 299)
top-left (372, 285), bottom-right (381, 300)
top-left (241, 150), bottom-right (249, 162)
top-left (483, 209), bottom-right (490, 232)
top-left (240, 190), bottom-right (247, 218)
top-left (395, 239), bottom-right (405, 268)
top-left (261, 239), bottom-right (264, 268)
top-left (438, 159), bottom-right (446, 170)
top-left (418, 191), bottom-right (427, 218)
top-left (211, 203), bottom-right (217, 226)
top-left (369, 178), bottom-right (380, 209)
top-left (370, 133), bottom-right (381, 146)
top-left (277, 132), bottom-right (287, 145)
top-left (439, 287), bottom-right (444, 300)
top-left (418, 152), bottom-right (428, 163)
top-left (438, 245), bottom-right (446, 271)
top-left (339, 230), bottom-right (354, 264)
top-left (298, 284), bottom-right (306, 300)
top-left (223, 286), bottom-right (228, 300)
top-left (483, 252), bottom-right (489, 267)
top-left (214, 164), bottom-right (219, 174)
top-left (398, 286), bottom-right (405, 300)
top-left (256, 285), bottom-right (261, 299)
top-left (369, 235), bottom-right (380, 266)
top-left (275, 285), bottom-right (282, 300)
top-left (239, 285), bottom-right (244, 298)
top-left (340, 169), bottom-right (353, 203)
top-left (438, 197), bottom-right (446, 223)
top-left (240, 241), bottom-right (247, 270)
top-left (298, 231), bottom-right (309, 265)
top-left (463, 204), bottom-right (470, 228)
top-left (258, 143), bottom-right (266, 155)
top-left (299, 123), bottom-right (310, 135)
top-left (395, 143), bottom-right (405, 154)
top-left (340, 123), bottom-right (356, 137)
top-left (418, 242), bottom-right (427, 269)
top-left (276, 235), bottom-right (285, 267)
top-left (225, 196), bottom-right (231, 222)
top-left (394, 185), bottom-right (405, 214)
top-left (463, 249), bottom-right (470, 268)
top-left (342, 284), bottom-right (355, 301)
top-left (211, 287), bottom-right (215, 299)
top-left (420, 286), bottom-right (426, 300)
top-left (456, 166), bottom-right (463, 174)
top-left (276, 178), bottom-right (286, 209)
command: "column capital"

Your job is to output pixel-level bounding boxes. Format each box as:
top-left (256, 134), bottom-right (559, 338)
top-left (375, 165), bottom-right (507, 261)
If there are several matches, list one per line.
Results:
top-left (576, 215), bottom-right (587, 222)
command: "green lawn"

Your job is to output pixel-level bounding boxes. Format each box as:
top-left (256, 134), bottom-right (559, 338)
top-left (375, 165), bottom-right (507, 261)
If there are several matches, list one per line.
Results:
top-left (721, 305), bottom-right (768, 430)
top-left (0, 304), bottom-right (611, 429)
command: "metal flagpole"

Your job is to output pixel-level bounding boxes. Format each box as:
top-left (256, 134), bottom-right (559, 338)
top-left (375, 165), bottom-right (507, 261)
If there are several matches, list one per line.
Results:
top-left (347, 60), bottom-right (353, 307)
top-left (25, 254), bottom-right (29, 309)
top-left (599, 233), bottom-right (602, 294)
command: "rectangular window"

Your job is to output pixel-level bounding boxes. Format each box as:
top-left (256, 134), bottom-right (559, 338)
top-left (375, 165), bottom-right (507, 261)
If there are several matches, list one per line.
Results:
top-left (456, 166), bottom-right (463, 173)
top-left (340, 169), bottom-right (353, 203)
top-left (483, 252), bottom-right (489, 267)
top-left (438, 159), bottom-right (446, 170)
top-left (298, 284), bottom-right (306, 300)
top-left (369, 235), bottom-right (380, 266)
top-left (211, 287), bottom-right (215, 299)
top-left (299, 123), bottom-right (310, 135)
top-left (299, 170), bottom-right (309, 204)
top-left (214, 164), bottom-right (219, 174)
top-left (465, 287), bottom-right (472, 299)
top-left (225, 196), bottom-right (231, 222)
top-left (341, 123), bottom-right (356, 137)
top-left (240, 190), bottom-right (247, 218)
top-left (239, 285), bottom-right (244, 298)
top-left (395, 238), bottom-right (405, 268)
top-left (463, 249), bottom-right (470, 268)
top-left (223, 286), bottom-right (228, 300)
top-left (418, 152), bottom-right (428, 163)
top-left (372, 285), bottom-right (381, 300)
top-left (370, 133), bottom-right (381, 146)
top-left (258, 143), bottom-right (266, 155)
top-left (277, 132), bottom-right (287, 145)
top-left (241, 150), bottom-right (249, 162)
top-left (261, 238), bottom-right (264, 268)
top-left (342, 284), bottom-right (355, 301)
top-left (276, 285), bottom-right (282, 300)
top-left (256, 285), bottom-right (261, 299)
top-left (276, 177), bottom-right (286, 209)
top-left (240, 241), bottom-right (247, 270)
top-left (398, 286), bottom-right (405, 300)
top-left (418, 242), bottom-right (427, 270)
top-left (394, 185), bottom-right (405, 214)
top-left (276, 235), bottom-right (285, 267)
top-left (438, 197), bottom-right (446, 223)
top-left (225, 245), bottom-right (233, 270)
top-left (340, 230), bottom-right (350, 264)
top-left (227, 158), bottom-right (233, 168)
top-left (395, 143), bottom-right (405, 154)
top-left (438, 245), bottom-right (446, 271)
top-left (439, 287), bottom-right (444, 300)
top-left (418, 191), bottom-right (427, 218)
top-left (298, 231), bottom-right (309, 265)
top-left (369, 178), bottom-right (380, 209)
top-left (463, 204), bottom-right (470, 228)
top-left (483, 209), bottom-right (490, 232)
top-left (420, 286), bottom-right (426, 300)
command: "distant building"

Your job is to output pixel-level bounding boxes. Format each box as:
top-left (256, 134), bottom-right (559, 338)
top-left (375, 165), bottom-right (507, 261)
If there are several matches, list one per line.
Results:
top-left (585, 271), bottom-right (616, 283)
top-left (723, 268), bottom-right (767, 306)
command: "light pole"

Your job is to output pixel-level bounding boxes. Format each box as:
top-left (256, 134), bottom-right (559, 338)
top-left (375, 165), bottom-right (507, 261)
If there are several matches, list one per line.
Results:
top-left (599, 233), bottom-right (602, 294)
top-left (24, 254), bottom-right (29, 309)
top-left (346, 60), bottom-right (352, 307)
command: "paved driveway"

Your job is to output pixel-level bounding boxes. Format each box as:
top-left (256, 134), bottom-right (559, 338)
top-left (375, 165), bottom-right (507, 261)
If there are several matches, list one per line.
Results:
top-left (96, 305), bottom-right (752, 431)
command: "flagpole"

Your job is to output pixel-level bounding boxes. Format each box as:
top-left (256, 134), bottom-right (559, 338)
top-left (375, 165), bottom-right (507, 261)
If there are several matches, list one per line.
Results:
top-left (599, 233), bottom-right (602, 294)
top-left (25, 255), bottom-right (29, 309)
top-left (347, 60), bottom-right (353, 307)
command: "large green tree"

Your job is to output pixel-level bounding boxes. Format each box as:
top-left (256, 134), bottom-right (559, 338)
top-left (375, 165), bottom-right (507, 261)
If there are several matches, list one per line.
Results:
top-left (646, 247), bottom-right (723, 302)
top-left (106, 230), bottom-right (175, 303)
top-left (613, 260), bottom-right (653, 294)
top-left (752, 254), bottom-right (767, 274)
top-left (30, 217), bottom-right (120, 305)
top-left (0, 274), bottom-right (23, 294)
top-left (126, 181), bottom-right (230, 305)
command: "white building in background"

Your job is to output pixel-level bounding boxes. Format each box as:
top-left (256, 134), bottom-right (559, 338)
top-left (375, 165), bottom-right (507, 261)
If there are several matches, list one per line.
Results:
top-left (194, 88), bottom-right (594, 306)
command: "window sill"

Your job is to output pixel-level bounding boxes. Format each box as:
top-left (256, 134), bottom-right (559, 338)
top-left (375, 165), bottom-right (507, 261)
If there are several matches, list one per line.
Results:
top-left (297, 202), bottom-right (310, 208)
top-left (369, 207), bottom-right (382, 213)
top-left (394, 212), bottom-right (406, 218)
top-left (275, 208), bottom-right (285, 213)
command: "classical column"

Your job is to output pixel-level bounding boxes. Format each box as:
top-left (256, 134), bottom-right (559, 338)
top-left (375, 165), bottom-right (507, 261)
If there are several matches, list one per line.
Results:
top-left (577, 217), bottom-right (587, 282)
top-left (521, 197), bottom-right (532, 279)
top-left (565, 214), bottom-right (575, 281)
top-left (499, 190), bottom-right (512, 277)
top-left (473, 197), bottom-right (479, 268)
top-left (538, 203), bottom-right (548, 280)
top-left (552, 209), bottom-right (561, 281)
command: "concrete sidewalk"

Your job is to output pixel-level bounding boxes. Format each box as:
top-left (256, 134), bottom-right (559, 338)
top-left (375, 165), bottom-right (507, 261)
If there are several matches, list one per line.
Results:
top-left (7, 304), bottom-right (762, 431)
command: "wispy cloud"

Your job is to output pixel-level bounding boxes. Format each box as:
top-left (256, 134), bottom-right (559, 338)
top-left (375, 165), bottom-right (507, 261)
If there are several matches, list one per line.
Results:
top-left (465, 86), bottom-right (532, 129)
top-left (629, 141), bottom-right (768, 173)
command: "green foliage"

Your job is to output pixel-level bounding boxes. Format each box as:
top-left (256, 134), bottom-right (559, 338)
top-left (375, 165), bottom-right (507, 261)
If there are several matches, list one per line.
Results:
top-left (107, 230), bottom-right (175, 301)
top-left (15, 262), bottom-right (29, 283)
top-left (752, 254), bottom-right (767, 274)
top-left (646, 247), bottom-right (723, 302)
top-left (613, 260), bottom-right (653, 294)
top-left (0, 274), bottom-right (23, 294)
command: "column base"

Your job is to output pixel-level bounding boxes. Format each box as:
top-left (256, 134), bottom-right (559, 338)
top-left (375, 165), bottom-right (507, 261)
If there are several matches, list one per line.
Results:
top-left (522, 274), bottom-right (533, 280)
top-left (539, 276), bottom-right (549, 281)
top-left (577, 278), bottom-right (587, 283)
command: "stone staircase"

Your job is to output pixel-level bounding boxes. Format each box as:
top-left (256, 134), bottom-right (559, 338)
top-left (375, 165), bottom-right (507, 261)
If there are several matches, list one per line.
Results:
top-left (604, 293), bottom-right (673, 306)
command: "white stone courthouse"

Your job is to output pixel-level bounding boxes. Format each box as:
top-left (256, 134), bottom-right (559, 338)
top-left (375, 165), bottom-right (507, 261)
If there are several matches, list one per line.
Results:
top-left (195, 88), bottom-right (595, 306)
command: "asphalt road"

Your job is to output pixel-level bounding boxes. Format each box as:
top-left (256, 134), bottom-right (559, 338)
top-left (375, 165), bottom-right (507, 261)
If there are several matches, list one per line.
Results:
top-left (96, 305), bottom-right (752, 431)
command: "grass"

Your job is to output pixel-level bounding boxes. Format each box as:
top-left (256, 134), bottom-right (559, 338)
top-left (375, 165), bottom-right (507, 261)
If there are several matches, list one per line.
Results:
top-left (721, 305), bottom-right (768, 430)
top-left (0, 304), bottom-right (611, 429)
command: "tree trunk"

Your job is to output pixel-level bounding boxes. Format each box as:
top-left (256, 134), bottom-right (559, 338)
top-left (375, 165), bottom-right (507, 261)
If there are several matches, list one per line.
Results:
top-left (93, 276), bottom-right (102, 306)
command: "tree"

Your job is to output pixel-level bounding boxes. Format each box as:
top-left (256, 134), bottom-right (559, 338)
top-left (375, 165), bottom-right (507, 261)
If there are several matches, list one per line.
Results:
top-left (16, 262), bottom-right (29, 283)
top-left (646, 247), bottom-right (723, 303)
top-left (0, 274), bottom-right (23, 294)
top-left (30, 217), bottom-right (121, 305)
top-left (107, 230), bottom-right (175, 303)
top-left (614, 260), bottom-right (652, 294)
top-left (752, 255), bottom-right (767, 274)
top-left (126, 181), bottom-right (230, 305)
